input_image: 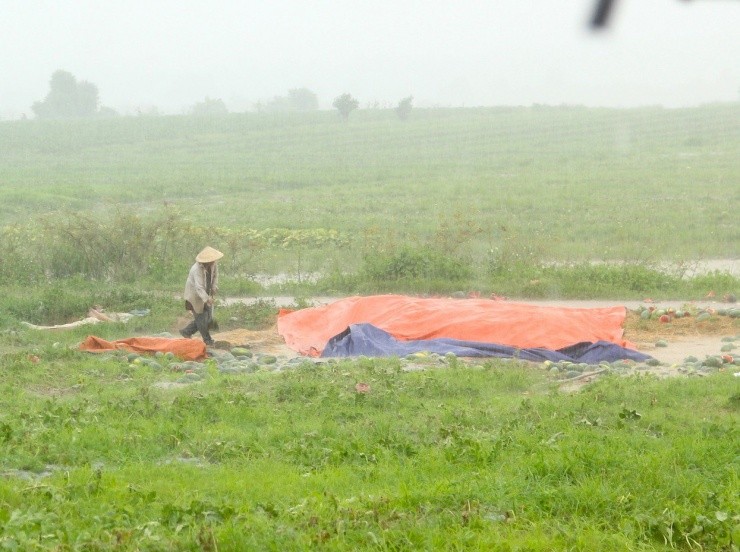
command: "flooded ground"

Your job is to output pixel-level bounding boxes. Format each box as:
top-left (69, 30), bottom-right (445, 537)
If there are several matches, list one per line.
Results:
top-left (249, 259), bottom-right (739, 289)
top-left (607, 259), bottom-right (738, 279)
top-left (682, 259), bottom-right (738, 277)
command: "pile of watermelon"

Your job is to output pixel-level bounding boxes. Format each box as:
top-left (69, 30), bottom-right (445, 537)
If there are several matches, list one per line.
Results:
top-left (636, 304), bottom-right (740, 323)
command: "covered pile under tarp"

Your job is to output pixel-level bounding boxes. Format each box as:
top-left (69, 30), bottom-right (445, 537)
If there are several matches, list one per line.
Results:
top-left (79, 336), bottom-right (206, 361)
top-left (323, 324), bottom-right (651, 363)
top-left (277, 294), bottom-right (646, 363)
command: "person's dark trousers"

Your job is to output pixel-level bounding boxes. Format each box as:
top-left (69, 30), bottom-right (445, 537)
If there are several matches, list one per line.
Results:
top-left (181, 306), bottom-right (213, 344)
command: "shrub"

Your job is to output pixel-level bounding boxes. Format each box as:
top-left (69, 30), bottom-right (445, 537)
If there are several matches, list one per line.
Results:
top-left (362, 245), bottom-right (473, 284)
top-left (312, 269), bottom-right (362, 295)
top-left (552, 263), bottom-right (677, 295)
top-left (684, 270), bottom-right (737, 298)
top-left (220, 299), bottom-right (278, 330)
top-left (484, 260), bottom-right (736, 299)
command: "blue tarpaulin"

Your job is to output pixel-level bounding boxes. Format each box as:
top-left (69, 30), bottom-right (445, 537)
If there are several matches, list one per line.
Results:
top-left (321, 323), bottom-right (653, 364)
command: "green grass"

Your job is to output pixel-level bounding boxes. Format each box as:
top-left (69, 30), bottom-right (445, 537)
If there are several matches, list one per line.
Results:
top-left (1, 104), bottom-right (738, 260)
top-left (0, 329), bottom-right (737, 550)
top-left (0, 104), bottom-right (737, 299)
top-left (0, 106), bottom-right (737, 548)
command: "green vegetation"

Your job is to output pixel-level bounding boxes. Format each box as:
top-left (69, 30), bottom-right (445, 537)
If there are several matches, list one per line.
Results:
top-left (31, 70), bottom-right (104, 119)
top-left (0, 328), bottom-right (737, 550)
top-left (0, 104), bottom-right (737, 299)
top-left (0, 106), bottom-right (738, 549)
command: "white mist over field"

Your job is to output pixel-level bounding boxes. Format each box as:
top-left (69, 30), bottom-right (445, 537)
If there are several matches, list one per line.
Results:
top-left (1, 0), bottom-right (738, 118)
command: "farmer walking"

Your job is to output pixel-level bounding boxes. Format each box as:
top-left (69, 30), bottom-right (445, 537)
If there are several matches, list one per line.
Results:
top-left (180, 246), bottom-right (223, 346)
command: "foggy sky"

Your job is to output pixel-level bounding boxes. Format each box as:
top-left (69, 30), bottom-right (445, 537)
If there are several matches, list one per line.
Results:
top-left (1, 0), bottom-right (738, 118)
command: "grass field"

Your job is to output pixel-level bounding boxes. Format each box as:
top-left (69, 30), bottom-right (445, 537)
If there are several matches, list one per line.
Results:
top-left (0, 107), bottom-right (739, 549)
top-left (1, 104), bottom-right (738, 266)
top-left (0, 325), bottom-right (738, 550)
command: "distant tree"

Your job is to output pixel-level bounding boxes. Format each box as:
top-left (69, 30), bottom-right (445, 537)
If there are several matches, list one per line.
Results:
top-left (332, 93), bottom-right (359, 121)
top-left (32, 70), bottom-right (100, 119)
top-left (191, 97), bottom-right (228, 116)
top-left (395, 96), bottom-right (413, 120)
top-left (287, 88), bottom-right (319, 111)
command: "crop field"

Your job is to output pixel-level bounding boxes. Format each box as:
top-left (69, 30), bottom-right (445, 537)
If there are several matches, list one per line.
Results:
top-left (0, 106), bottom-right (738, 550)
top-left (0, 104), bottom-right (738, 295)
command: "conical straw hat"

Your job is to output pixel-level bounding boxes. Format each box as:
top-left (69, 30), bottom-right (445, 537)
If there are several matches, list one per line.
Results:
top-left (195, 246), bottom-right (224, 263)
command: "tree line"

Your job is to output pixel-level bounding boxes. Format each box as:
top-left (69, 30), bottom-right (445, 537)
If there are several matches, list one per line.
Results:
top-left (25, 70), bottom-right (414, 121)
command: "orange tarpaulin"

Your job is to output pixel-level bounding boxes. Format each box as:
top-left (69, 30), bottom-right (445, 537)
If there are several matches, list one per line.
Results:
top-left (79, 336), bottom-right (207, 361)
top-left (277, 294), bottom-right (632, 357)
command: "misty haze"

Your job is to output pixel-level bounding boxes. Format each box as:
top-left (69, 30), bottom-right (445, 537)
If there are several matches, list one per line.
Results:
top-left (2, 1), bottom-right (739, 116)
top-left (0, 1), bottom-right (738, 550)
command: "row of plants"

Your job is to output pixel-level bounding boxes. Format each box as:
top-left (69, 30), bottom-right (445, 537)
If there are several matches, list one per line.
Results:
top-left (2, 105), bottom-right (737, 261)
top-left (1, 210), bottom-right (737, 313)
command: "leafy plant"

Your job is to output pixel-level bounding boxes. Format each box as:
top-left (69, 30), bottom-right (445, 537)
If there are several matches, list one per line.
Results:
top-left (362, 245), bottom-right (473, 287)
